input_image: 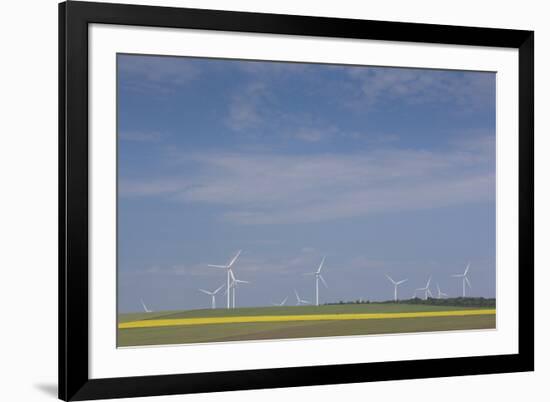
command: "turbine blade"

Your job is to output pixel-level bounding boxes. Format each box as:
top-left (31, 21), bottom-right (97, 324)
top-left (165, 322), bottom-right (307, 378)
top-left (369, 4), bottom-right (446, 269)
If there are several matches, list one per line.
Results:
top-left (229, 269), bottom-right (236, 282)
top-left (396, 279), bottom-right (407, 285)
top-left (208, 264), bottom-right (227, 269)
top-left (317, 257), bottom-right (326, 273)
top-left (294, 289), bottom-right (300, 301)
top-left (385, 275), bottom-right (396, 285)
top-left (319, 275), bottom-right (328, 288)
top-left (199, 289), bottom-right (212, 295)
top-left (282, 297), bottom-right (288, 305)
top-left (451, 274), bottom-right (463, 277)
top-left (140, 299), bottom-right (150, 312)
top-left (228, 250), bottom-right (242, 267)
top-left (426, 276), bottom-right (432, 287)
top-left (464, 262), bottom-right (470, 275)
top-left (213, 284), bottom-right (225, 294)
top-left (465, 276), bottom-right (472, 288)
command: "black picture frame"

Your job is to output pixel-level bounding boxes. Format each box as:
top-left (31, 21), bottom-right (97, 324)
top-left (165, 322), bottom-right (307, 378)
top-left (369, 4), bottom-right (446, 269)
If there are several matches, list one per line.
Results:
top-left (59, 1), bottom-right (534, 400)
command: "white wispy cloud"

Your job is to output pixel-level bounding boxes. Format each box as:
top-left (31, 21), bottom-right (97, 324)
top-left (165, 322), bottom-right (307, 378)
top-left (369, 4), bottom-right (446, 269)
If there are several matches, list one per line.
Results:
top-left (120, 252), bottom-right (317, 278)
top-left (226, 82), bottom-right (269, 131)
top-left (224, 65), bottom-right (492, 143)
top-left (236, 61), bottom-right (310, 76)
top-left (225, 65), bottom-right (493, 138)
top-left (119, 179), bottom-right (188, 197)
top-left (118, 55), bottom-right (200, 93)
top-left (119, 131), bottom-right (165, 142)
top-left (346, 67), bottom-right (494, 111)
top-left (121, 262), bottom-right (212, 278)
top-left (292, 127), bottom-right (329, 143)
top-left (225, 84), bottom-right (392, 144)
top-left (223, 174), bottom-right (492, 225)
top-left (119, 136), bottom-right (495, 225)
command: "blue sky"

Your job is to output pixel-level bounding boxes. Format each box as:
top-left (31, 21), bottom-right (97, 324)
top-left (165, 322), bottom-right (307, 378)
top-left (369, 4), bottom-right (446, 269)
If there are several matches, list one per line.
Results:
top-left (117, 54), bottom-right (496, 313)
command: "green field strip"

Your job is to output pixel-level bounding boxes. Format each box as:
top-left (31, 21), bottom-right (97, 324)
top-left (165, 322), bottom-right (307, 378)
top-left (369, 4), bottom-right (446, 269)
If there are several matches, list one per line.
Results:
top-left (119, 309), bottom-right (495, 329)
top-left (118, 303), bottom-right (490, 323)
top-left (117, 314), bottom-right (496, 347)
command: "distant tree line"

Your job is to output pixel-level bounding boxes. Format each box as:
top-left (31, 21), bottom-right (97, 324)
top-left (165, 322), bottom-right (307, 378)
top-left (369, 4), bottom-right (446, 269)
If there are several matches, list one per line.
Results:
top-left (401, 297), bottom-right (496, 308)
top-left (324, 297), bottom-right (495, 308)
top-left (324, 300), bottom-right (371, 305)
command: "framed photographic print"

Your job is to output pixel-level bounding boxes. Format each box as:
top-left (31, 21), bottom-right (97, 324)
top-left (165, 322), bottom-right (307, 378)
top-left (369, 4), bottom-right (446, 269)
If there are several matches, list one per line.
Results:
top-left (59, 1), bottom-right (534, 400)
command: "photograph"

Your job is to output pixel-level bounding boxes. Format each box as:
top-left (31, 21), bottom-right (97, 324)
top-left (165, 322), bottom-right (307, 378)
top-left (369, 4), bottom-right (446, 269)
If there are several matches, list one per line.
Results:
top-left (116, 53), bottom-right (497, 348)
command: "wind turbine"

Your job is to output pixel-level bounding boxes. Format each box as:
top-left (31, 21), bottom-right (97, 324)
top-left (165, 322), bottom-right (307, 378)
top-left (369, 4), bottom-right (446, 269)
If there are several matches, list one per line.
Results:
top-left (452, 262), bottom-right (471, 297)
top-left (198, 284), bottom-right (225, 309)
top-left (228, 270), bottom-right (250, 308)
top-left (305, 257), bottom-right (328, 306)
top-left (271, 297), bottom-right (288, 307)
top-left (140, 299), bottom-right (152, 313)
top-left (415, 276), bottom-right (433, 300)
top-left (436, 283), bottom-right (448, 299)
top-left (294, 289), bottom-right (310, 305)
top-left (385, 275), bottom-right (408, 302)
top-left (208, 250), bottom-right (241, 309)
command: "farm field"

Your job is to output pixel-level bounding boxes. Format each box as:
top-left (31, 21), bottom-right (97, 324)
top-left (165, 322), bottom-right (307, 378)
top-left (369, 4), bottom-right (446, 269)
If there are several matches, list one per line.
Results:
top-left (118, 303), bottom-right (496, 347)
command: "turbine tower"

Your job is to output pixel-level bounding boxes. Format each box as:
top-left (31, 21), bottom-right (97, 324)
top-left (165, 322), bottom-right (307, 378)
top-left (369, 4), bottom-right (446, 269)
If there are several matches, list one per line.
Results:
top-left (294, 289), bottom-right (310, 305)
top-left (436, 283), bottom-right (448, 299)
top-left (385, 275), bottom-right (408, 302)
top-left (198, 284), bottom-right (225, 309)
top-left (208, 250), bottom-right (241, 309)
top-left (452, 262), bottom-right (471, 297)
top-left (415, 276), bottom-right (433, 300)
top-left (140, 299), bottom-right (152, 313)
top-left (305, 257), bottom-right (328, 306)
